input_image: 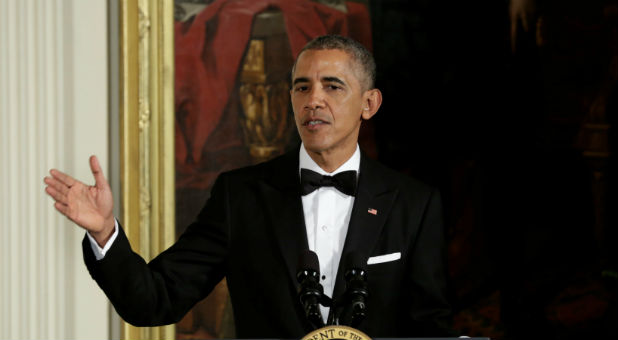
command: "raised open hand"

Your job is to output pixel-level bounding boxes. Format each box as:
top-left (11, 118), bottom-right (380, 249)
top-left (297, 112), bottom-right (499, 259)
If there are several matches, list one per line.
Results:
top-left (44, 155), bottom-right (115, 246)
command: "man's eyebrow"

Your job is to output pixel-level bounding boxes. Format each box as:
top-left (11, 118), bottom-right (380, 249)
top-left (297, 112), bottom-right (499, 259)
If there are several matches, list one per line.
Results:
top-left (322, 76), bottom-right (346, 86)
top-left (293, 77), bottom-right (309, 85)
top-left (292, 76), bottom-right (346, 86)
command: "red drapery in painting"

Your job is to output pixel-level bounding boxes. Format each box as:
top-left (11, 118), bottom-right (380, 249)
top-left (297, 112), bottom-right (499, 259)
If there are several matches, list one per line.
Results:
top-left (174, 0), bottom-right (372, 189)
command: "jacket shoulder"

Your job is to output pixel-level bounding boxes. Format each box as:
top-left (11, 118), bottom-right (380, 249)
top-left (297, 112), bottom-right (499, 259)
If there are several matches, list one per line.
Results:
top-left (215, 149), bottom-right (298, 186)
top-left (363, 155), bottom-right (436, 196)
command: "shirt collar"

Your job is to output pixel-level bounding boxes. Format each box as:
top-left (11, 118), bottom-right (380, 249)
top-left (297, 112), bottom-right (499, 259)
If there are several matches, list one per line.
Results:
top-left (299, 143), bottom-right (361, 176)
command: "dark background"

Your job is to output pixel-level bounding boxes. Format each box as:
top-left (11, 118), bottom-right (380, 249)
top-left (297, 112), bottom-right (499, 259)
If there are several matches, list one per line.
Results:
top-left (369, 0), bottom-right (617, 338)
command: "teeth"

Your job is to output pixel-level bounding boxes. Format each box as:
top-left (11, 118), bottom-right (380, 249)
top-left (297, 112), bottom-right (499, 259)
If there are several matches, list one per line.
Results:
top-left (308, 120), bottom-right (321, 126)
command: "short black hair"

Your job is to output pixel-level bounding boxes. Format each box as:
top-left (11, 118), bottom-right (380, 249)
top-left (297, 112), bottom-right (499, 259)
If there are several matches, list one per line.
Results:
top-left (292, 35), bottom-right (376, 91)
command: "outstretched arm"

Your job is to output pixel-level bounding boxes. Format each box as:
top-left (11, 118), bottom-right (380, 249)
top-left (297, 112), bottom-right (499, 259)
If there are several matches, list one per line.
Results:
top-left (44, 155), bottom-right (115, 247)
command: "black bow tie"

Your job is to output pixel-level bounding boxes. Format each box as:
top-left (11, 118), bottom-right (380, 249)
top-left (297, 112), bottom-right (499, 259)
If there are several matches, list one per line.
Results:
top-left (300, 169), bottom-right (357, 196)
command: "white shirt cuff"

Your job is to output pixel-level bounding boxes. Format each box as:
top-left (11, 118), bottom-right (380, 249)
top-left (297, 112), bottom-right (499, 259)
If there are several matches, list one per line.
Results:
top-left (86, 219), bottom-right (119, 261)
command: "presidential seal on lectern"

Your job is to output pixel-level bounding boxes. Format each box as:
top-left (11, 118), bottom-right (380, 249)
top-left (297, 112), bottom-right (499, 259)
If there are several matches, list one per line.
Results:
top-left (302, 325), bottom-right (371, 340)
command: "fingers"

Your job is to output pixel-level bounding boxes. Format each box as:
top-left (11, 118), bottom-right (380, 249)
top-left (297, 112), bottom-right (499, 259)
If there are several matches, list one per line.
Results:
top-left (47, 185), bottom-right (70, 219)
top-left (44, 175), bottom-right (70, 195)
top-left (44, 184), bottom-right (68, 205)
top-left (54, 201), bottom-right (69, 216)
top-left (49, 168), bottom-right (77, 188)
top-left (89, 155), bottom-right (109, 189)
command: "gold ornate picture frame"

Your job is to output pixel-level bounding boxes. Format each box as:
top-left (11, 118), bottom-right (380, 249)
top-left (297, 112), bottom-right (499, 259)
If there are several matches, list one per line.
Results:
top-left (118, 0), bottom-right (175, 339)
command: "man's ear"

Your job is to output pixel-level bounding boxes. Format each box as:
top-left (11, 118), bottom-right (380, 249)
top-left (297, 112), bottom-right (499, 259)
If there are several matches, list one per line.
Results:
top-left (361, 89), bottom-right (382, 120)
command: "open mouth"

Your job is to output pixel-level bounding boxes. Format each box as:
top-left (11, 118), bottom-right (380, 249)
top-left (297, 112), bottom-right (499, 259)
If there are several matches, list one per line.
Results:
top-left (303, 119), bottom-right (329, 127)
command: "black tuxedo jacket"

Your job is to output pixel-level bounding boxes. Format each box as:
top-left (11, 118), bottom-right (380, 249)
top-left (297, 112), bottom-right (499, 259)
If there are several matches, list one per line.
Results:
top-left (83, 149), bottom-right (452, 338)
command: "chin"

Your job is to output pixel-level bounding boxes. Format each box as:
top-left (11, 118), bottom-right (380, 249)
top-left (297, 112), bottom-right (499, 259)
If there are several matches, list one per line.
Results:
top-left (302, 141), bottom-right (330, 154)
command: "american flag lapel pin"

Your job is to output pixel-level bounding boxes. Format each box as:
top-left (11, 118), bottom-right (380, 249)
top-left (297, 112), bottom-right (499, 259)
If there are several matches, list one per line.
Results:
top-left (368, 208), bottom-right (378, 215)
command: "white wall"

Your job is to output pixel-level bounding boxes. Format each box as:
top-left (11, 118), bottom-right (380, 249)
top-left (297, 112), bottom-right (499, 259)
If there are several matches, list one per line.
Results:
top-left (0, 0), bottom-right (110, 338)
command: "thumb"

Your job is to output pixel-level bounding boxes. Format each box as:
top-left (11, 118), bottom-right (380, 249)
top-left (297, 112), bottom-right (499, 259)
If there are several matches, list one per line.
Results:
top-left (89, 155), bottom-right (109, 189)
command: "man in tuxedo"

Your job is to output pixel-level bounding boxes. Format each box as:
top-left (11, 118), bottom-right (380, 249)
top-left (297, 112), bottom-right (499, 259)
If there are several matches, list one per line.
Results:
top-left (44, 35), bottom-right (452, 337)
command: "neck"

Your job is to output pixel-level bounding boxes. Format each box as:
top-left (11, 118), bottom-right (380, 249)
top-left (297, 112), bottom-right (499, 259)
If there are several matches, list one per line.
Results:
top-left (305, 145), bottom-right (357, 173)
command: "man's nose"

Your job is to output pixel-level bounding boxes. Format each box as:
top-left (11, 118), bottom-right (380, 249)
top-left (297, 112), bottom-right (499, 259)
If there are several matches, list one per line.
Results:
top-left (305, 87), bottom-right (325, 110)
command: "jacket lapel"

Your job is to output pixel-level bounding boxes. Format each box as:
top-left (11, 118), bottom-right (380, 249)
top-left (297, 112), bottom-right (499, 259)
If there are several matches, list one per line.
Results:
top-left (331, 154), bottom-right (399, 304)
top-left (257, 150), bottom-right (399, 313)
top-left (257, 150), bottom-right (309, 288)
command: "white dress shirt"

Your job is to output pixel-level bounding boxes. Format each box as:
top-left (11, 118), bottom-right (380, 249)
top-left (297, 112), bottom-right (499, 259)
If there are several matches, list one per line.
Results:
top-left (87, 219), bottom-right (119, 261)
top-left (299, 143), bottom-right (359, 321)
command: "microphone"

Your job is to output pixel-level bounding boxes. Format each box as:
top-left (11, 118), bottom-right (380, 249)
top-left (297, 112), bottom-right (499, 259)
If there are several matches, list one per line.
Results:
top-left (339, 251), bottom-right (368, 328)
top-left (297, 250), bottom-right (325, 330)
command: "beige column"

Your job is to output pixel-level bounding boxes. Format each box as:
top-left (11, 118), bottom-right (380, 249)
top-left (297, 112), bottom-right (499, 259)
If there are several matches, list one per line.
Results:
top-left (0, 0), bottom-right (110, 339)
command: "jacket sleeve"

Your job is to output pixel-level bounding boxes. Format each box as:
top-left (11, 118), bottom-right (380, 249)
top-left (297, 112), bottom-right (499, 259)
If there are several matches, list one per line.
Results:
top-left (82, 173), bottom-right (231, 326)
